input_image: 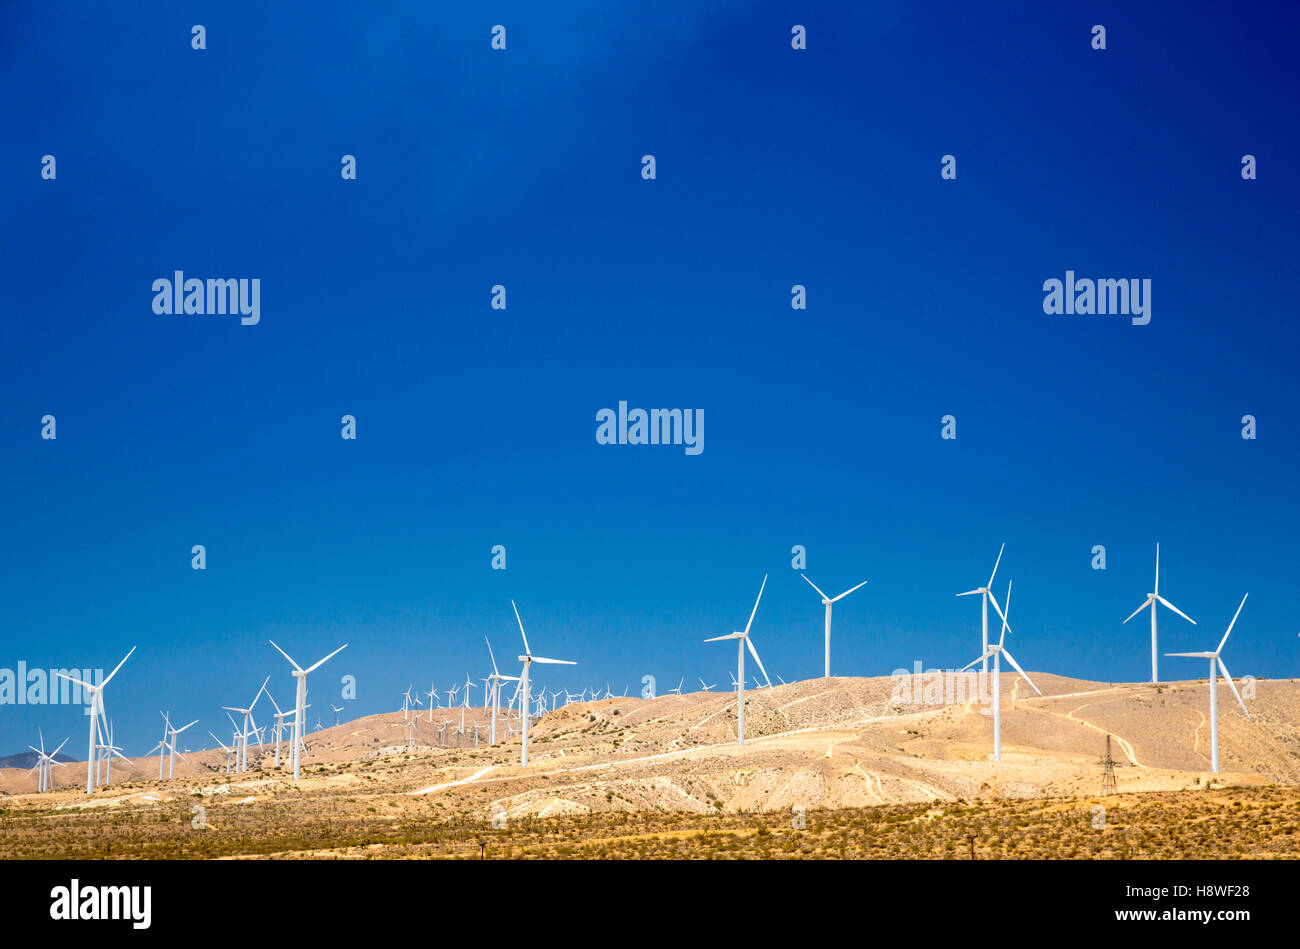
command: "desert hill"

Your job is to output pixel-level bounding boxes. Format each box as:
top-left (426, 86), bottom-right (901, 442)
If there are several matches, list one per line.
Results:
top-left (3, 673), bottom-right (1299, 839)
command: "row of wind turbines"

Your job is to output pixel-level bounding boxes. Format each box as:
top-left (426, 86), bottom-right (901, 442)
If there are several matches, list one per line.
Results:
top-left (702, 543), bottom-right (1250, 774)
top-left (22, 541), bottom-right (1255, 793)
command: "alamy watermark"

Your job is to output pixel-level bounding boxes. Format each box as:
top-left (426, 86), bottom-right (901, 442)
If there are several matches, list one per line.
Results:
top-left (0, 662), bottom-right (103, 708)
top-left (152, 272), bottom-right (260, 325)
top-left (595, 401), bottom-right (703, 455)
top-left (1042, 271), bottom-right (1150, 325)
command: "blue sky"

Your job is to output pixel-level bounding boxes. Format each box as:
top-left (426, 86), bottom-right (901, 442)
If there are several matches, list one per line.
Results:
top-left (2, 1), bottom-right (1298, 757)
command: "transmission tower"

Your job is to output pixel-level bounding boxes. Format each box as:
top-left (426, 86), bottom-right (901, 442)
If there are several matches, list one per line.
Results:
top-left (1101, 734), bottom-right (1117, 795)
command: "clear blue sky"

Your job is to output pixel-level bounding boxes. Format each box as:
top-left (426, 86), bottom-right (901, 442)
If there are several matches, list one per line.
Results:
top-left (2, 1), bottom-right (1298, 757)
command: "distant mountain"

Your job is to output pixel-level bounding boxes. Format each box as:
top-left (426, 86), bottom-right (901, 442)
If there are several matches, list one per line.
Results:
top-left (0, 750), bottom-right (79, 771)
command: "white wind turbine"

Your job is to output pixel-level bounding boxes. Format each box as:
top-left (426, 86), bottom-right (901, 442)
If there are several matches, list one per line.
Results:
top-left (223, 676), bottom-right (269, 773)
top-left (269, 640), bottom-right (348, 781)
top-left (163, 717), bottom-right (198, 778)
top-left (1124, 543), bottom-right (1196, 684)
top-left (400, 685), bottom-right (416, 720)
top-left (801, 574), bottom-right (869, 677)
top-left (485, 637), bottom-right (520, 746)
top-left (957, 544), bottom-right (1009, 674)
top-left (56, 646), bottom-right (135, 794)
top-left (331, 705), bottom-right (343, 726)
top-left (461, 674), bottom-right (476, 709)
top-left (960, 580), bottom-right (1040, 761)
top-left (512, 600), bottom-right (576, 766)
top-left (265, 693), bottom-right (297, 769)
top-left (705, 575), bottom-right (770, 746)
top-left (209, 731), bottom-right (234, 774)
top-left (667, 677), bottom-right (684, 696)
top-left (27, 730), bottom-right (69, 793)
top-left (154, 712), bottom-right (170, 780)
top-left (426, 684), bottom-right (438, 721)
top-left (1166, 593), bottom-right (1251, 773)
top-left (97, 717), bottom-right (128, 786)
top-left (698, 678), bottom-right (716, 692)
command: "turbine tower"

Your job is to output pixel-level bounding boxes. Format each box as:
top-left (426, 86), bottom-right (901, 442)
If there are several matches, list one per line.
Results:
top-left (485, 636), bottom-right (519, 746)
top-left (704, 575), bottom-right (770, 746)
top-left (269, 640), bottom-right (347, 781)
top-left (55, 646), bottom-right (135, 794)
top-left (959, 580), bottom-right (1040, 761)
top-left (512, 600), bottom-right (576, 766)
top-left (1166, 593), bottom-right (1251, 773)
top-left (957, 545), bottom-right (1008, 674)
top-left (1124, 543), bottom-right (1196, 684)
top-left (800, 574), bottom-right (868, 677)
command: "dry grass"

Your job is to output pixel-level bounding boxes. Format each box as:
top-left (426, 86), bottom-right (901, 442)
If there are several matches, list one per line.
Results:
top-left (2, 785), bottom-right (1297, 859)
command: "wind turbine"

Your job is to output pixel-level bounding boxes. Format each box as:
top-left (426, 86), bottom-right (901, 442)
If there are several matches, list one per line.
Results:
top-left (98, 718), bottom-right (128, 785)
top-left (1166, 593), bottom-right (1251, 773)
top-left (698, 678), bottom-right (716, 692)
top-left (426, 685), bottom-right (439, 718)
top-left (1124, 543), bottom-right (1196, 684)
top-left (956, 544), bottom-right (1009, 674)
top-left (223, 676), bottom-right (269, 773)
top-left (26, 731), bottom-right (69, 793)
top-left (163, 718), bottom-right (198, 778)
top-left (56, 646), bottom-right (135, 794)
top-left (400, 685), bottom-right (415, 720)
top-left (960, 580), bottom-right (1040, 761)
top-left (705, 575), bottom-right (770, 746)
top-left (512, 600), bottom-right (576, 766)
top-left (265, 693), bottom-right (296, 769)
top-left (269, 640), bottom-right (348, 781)
top-left (667, 677), bottom-right (684, 696)
top-left (331, 705), bottom-right (343, 726)
top-left (485, 637), bottom-right (519, 746)
top-left (209, 731), bottom-right (235, 773)
top-left (801, 574), bottom-right (869, 677)
top-left (461, 674), bottom-right (477, 709)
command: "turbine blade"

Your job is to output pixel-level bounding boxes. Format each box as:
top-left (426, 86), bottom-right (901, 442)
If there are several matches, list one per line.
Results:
top-left (268, 640), bottom-right (304, 673)
top-left (800, 574), bottom-right (829, 600)
top-left (1154, 542), bottom-right (1160, 594)
top-left (988, 590), bottom-right (1008, 628)
top-left (54, 672), bottom-right (93, 689)
top-left (998, 580), bottom-right (1012, 647)
top-left (1217, 594), bottom-right (1248, 654)
top-left (1165, 651), bottom-right (1216, 658)
top-left (1155, 595), bottom-right (1196, 625)
top-left (955, 589), bottom-right (984, 598)
top-left (485, 636), bottom-right (500, 676)
top-left (831, 579), bottom-right (869, 602)
top-left (530, 657), bottom-right (576, 665)
top-left (304, 643), bottom-right (347, 674)
top-left (1217, 657), bottom-right (1251, 719)
top-left (987, 543), bottom-right (1005, 588)
top-left (704, 632), bottom-right (744, 642)
top-left (959, 652), bottom-right (994, 672)
top-left (1122, 599), bottom-right (1152, 624)
top-left (745, 636), bottom-right (771, 687)
top-left (99, 645), bottom-right (136, 689)
top-left (743, 575), bottom-right (768, 637)
top-left (512, 600), bottom-right (531, 656)
top-left (249, 675), bottom-right (270, 709)
top-left (1001, 649), bottom-right (1041, 695)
